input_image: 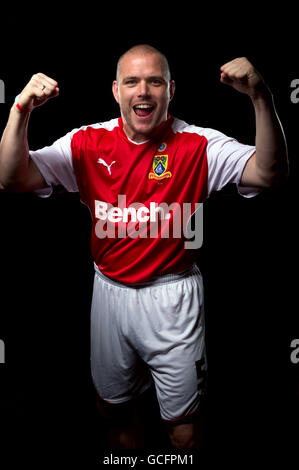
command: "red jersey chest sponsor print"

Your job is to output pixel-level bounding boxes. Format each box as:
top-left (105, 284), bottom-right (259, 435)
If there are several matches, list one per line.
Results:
top-left (71, 116), bottom-right (208, 284)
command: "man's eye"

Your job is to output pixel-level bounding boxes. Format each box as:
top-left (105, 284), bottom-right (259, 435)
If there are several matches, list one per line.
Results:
top-left (151, 79), bottom-right (163, 85)
top-left (125, 80), bottom-right (136, 86)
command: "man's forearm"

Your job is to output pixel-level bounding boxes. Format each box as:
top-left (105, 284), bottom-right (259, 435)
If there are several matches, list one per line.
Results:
top-left (251, 89), bottom-right (288, 185)
top-left (0, 105), bottom-right (31, 190)
top-left (220, 57), bottom-right (289, 188)
top-left (0, 73), bottom-right (59, 192)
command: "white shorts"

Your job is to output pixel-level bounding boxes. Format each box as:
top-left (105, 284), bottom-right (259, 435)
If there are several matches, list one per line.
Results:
top-left (90, 264), bottom-right (207, 422)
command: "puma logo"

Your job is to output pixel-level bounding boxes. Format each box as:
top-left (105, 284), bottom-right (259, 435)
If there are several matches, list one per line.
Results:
top-left (97, 158), bottom-right (116, 175)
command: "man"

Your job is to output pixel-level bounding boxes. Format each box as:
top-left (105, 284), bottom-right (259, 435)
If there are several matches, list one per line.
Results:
top-left (0, 45), bottom-right (288, 449)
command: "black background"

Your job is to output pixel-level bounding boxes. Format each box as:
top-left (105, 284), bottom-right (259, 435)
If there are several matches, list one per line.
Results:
top-left (0, 7), bottom-right (298, 466)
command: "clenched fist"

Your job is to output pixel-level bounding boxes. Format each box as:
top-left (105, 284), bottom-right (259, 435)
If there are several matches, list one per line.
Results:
top-left (220, 57), bottom-right (268, 99)
top-left (16, 73), bottom-right (59, 112)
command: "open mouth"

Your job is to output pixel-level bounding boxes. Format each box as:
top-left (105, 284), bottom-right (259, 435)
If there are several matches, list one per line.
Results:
top-left (133, 103), bottom-right (154, 118)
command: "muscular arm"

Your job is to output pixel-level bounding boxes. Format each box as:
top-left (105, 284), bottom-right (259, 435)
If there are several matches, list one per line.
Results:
top-left (220, 58), bottom-right (288, 188)
top-left (0, 106), bottom-right (46, 192)
top-left (0, 73), bottom-right (59, 192)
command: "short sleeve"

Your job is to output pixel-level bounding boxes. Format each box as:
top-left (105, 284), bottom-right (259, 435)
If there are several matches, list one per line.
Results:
top-left (29, 130), bottom-right (79, 197)
top-left (205, 128), bottom-right (261, 198)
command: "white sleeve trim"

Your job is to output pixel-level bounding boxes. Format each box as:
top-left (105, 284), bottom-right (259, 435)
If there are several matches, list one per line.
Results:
top-left (29, 120), bottom-right (119, 197)
top-left (29, 129), bottom-right (79, 195)
top-left (172, 120), bottom-right (260, 198)
top-left (202, 128), bottom-right (256, 197)
top-left (236, 152), bottom-right (263, 198)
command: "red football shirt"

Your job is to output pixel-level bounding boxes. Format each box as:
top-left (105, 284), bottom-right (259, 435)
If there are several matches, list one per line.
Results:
top-left (30, 115), bottom-right (257, 283)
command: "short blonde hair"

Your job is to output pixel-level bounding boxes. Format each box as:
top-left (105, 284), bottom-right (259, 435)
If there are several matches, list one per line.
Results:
top-left (116, 44), bottom-right (171, 82)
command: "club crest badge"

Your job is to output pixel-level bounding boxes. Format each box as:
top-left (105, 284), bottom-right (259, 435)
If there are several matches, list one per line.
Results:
top-left (148, 155), bottom-right (172, 180)
top-left (158, 142), bottom-right (167, 152)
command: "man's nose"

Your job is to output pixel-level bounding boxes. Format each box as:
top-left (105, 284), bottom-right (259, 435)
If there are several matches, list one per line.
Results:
top-left (137, 80), bottom-right (150, 97)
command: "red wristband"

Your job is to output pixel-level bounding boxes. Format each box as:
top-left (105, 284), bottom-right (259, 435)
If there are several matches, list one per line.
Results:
top-left (14, 94), bottom-right (31, 113)
top-left (16, 102), bottom-right (27, 112)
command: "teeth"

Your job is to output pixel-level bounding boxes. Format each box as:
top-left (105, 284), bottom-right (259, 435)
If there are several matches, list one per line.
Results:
top-left (135, 104), bottom-right (152, 109)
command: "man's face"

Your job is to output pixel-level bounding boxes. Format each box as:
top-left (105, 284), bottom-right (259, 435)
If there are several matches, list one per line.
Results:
top-left (112, 52), bottom-right (175, 142)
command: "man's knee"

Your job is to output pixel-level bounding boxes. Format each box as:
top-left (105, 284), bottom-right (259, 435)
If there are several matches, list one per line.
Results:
top-left (167, 423), bottom-right (196, 449)
top-left (166, 412), bottom-right (206, 449)
top-left (95, 394), bottom-right (145, 449)
top-left (95, 394), bottom-right (136, 425)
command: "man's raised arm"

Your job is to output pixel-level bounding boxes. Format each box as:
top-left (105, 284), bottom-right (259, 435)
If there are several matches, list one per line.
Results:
top-left (220, 57), bottom-right (288, 188)
top-left (0, 73), bottom-right (59, 192)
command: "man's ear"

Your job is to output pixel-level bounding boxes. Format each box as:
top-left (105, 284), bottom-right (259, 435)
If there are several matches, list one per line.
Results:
top-left (112, 80), bottom-right (119, 103)
top-left (169, 80), bottom-right (175, 101)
